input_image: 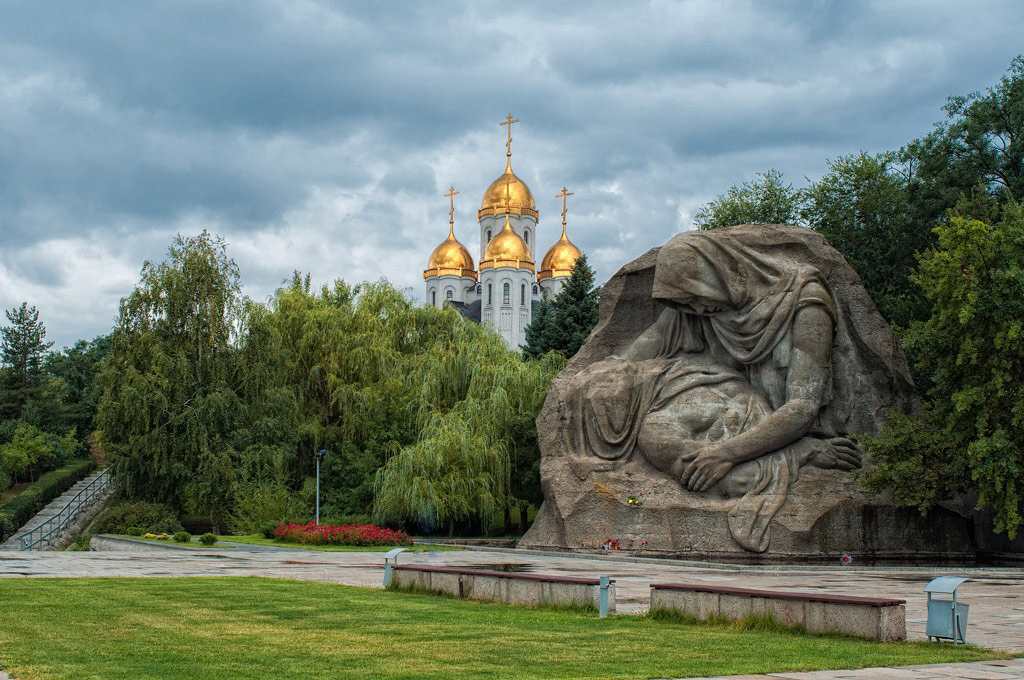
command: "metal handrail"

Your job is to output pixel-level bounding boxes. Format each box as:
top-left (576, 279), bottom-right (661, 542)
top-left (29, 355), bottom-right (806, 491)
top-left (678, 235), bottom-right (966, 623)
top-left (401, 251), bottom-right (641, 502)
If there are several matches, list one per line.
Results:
top-left (16, 468), bottom-right (113, 550)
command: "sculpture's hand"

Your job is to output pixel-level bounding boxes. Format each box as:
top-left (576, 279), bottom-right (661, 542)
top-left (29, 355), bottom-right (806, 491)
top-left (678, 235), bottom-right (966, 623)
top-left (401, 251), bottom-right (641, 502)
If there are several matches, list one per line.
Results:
top-left (682, 445), bottom-right (734, 492)
top-left (810, 437), bottom-right (863, 471)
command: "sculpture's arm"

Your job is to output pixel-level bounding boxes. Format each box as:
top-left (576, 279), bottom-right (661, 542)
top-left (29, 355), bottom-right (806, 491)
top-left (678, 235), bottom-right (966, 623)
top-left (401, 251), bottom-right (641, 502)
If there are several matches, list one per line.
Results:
top-left (683, 303), bottom-right (833, 491)
top-left (620, 307), bottom-right (677, 361)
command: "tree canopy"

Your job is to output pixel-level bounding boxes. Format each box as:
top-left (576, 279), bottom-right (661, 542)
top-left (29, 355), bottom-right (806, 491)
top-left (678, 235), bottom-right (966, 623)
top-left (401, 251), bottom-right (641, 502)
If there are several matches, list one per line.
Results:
top-left (694, 169), bottom-right (802, 231)
top-left (862, 199), bottom-right (1024, 536)
top-left (801, 152), bottom-right (923, 329)
top-left (95, 235), bottom-right (563, 536)
top-left (96, 231), bottom-right (255, 531)
top-left (522, 254), bottom-right (600, 360)
top-left (0, 303), bottom-right (100, 491)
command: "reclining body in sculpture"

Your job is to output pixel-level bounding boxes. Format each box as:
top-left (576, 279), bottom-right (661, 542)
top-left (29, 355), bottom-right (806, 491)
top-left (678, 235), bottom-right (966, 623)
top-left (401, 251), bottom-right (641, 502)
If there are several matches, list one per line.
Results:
top-left (567, 229), bottom-right (867, 551)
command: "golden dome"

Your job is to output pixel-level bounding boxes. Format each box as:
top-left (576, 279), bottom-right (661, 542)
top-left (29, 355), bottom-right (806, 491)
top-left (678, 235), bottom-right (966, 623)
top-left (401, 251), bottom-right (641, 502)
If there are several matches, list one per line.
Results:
top-left (479, 158), bottom-right (538, 219)
top-left (424, 225), bottom-right (477, 280)
top-left (538, 224), bottom-right (582, 280)
top-left (480, 213), bottom-right (534, 272)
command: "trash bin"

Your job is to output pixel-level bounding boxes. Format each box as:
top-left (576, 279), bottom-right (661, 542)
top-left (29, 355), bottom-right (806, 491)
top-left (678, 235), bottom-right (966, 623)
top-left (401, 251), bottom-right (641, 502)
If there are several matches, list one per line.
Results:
top-left (924, 576), bottom-right (970, 644)
top-left (382, 547), bottom-right (408, 587)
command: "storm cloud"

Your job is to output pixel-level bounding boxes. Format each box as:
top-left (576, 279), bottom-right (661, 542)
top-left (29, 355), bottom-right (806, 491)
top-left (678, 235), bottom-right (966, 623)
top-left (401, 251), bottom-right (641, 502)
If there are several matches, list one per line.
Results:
top-left (1, 0), bottom-right (1021, 346)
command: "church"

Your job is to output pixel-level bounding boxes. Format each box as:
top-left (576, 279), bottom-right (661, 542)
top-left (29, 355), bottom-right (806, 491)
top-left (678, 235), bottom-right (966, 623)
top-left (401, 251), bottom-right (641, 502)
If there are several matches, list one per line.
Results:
top-left (424, 115), bottom-right (584, 350)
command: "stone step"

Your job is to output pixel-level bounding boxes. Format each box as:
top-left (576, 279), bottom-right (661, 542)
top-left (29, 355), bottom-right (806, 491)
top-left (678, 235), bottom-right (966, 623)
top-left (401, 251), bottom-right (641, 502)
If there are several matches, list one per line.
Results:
top-left (3, 470), bottom-right (113, 550)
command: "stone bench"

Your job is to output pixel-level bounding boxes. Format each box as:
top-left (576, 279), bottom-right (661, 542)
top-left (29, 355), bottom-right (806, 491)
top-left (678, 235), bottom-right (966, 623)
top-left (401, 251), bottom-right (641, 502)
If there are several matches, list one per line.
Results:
top-left (650, 583), bottom-right (905, 641)
top-left (390, 565), bottom-right (615, 613)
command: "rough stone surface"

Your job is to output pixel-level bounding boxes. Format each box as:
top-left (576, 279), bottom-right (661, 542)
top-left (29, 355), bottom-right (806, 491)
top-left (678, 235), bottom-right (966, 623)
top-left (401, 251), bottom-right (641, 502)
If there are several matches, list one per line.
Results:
top-left (520, 225), bottom-right (974, 562)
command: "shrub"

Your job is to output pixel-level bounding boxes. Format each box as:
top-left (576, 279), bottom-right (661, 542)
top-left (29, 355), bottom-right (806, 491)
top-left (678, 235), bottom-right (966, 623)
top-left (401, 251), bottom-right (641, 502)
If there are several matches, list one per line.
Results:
top-left (199, 533), bottom-right (217, 545)
top-left (92, 502), bottom-right (183, 536)
top-left (229, 482), bottom-right (295, 535)
top-left (173, 532), bottom-right (191, 543)
top-left (68, 533), bottom-right (91, 551)
top-left (273, 521), bottom-right (412, 547)
top-left (0, 460), bottom-right (95, 542)
top-left (259, 521), bottom-right (278, 539)
top-left (123, 526), bottom-right (146, 536)
top-left (0, 513), bottom-right (14, 539)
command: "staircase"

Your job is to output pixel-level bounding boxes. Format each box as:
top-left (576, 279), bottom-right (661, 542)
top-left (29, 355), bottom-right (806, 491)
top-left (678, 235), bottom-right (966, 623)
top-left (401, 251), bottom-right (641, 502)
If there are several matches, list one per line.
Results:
top-left (1, 469), bottom-right (114, 550)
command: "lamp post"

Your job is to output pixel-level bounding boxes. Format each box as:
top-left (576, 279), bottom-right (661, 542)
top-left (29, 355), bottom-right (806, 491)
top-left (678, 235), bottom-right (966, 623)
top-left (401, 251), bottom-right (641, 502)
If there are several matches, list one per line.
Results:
top-left (315, 449), bottom-right (328, 525)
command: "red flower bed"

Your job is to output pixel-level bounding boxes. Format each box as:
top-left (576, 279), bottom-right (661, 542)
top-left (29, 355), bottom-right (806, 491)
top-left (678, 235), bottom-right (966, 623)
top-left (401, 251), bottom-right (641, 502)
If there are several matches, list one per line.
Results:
top-left (273, 521), bottom-right (412, 547)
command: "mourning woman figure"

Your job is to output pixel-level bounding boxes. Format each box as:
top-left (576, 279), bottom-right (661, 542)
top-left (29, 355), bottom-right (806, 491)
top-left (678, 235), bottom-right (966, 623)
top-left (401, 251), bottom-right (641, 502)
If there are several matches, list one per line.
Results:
top-left (566, 228), bottom-right (877, 551)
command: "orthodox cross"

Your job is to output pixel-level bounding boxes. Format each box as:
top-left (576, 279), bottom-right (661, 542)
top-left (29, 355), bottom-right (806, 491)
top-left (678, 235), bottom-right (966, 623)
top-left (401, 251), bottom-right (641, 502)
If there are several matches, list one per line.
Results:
top-left (444, 185), bottom-right (459, 228)
top-left (556, 187), bottom-right (574, 227)
top-left (500, 113), bottom-right (519, 158)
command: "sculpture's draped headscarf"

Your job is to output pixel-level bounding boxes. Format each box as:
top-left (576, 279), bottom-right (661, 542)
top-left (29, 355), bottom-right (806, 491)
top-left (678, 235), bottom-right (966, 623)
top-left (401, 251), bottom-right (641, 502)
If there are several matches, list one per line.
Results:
top-left (651, 233), bottom-right (836, 368)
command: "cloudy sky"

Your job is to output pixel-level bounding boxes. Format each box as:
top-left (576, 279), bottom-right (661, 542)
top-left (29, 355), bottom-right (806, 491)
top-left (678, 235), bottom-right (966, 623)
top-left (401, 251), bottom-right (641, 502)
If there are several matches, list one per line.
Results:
top-left (1, 1), bottom-right (1022, 347)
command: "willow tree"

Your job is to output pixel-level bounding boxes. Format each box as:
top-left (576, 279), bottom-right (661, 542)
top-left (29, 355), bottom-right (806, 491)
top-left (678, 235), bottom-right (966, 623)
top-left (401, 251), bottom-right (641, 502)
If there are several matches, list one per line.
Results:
top-left (248, 275), bottom-right (562, 532)
top-left (239, 276), bottom-right (426, 517)
top-left (96, 232), bottom-right (252, 531)
top-left (373, 306), bottom-right (564, 535)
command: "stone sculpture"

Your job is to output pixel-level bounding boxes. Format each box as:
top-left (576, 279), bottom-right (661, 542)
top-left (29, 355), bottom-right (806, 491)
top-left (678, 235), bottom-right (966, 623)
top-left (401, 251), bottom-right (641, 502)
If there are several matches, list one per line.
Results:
top-left (521, 225), bottom-right (973, 561)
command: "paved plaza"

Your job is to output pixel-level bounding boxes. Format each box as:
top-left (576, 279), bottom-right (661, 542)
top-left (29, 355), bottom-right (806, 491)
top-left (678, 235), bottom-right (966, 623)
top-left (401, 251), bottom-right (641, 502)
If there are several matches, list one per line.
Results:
top-left (1, 543), bottom-right (1021, 678)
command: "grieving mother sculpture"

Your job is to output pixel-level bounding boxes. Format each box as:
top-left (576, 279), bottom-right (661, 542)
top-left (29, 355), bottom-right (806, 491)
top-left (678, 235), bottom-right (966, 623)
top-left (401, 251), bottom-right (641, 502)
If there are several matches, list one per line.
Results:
top-left (521, 225), bottom-right (973, 560)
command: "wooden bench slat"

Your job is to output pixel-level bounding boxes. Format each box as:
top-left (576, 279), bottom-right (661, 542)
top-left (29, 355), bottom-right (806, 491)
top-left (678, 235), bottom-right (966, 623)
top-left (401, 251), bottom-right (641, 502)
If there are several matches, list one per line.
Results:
top-left (393, 564), bottom-right (611, 586)
top-left (650, 583), bottom-right (904, 607)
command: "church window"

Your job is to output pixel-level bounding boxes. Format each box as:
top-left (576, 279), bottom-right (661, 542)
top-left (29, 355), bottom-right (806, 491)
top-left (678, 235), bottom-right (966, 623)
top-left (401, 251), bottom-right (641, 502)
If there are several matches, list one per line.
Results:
top-left (533, 284), bottom-right (538, 295)
top-left (524, 229), bottom-right (529, 245)
top-left (521, 284), bottom-right (526, 305)
top-left (446, 289), bottom-right (453, 301)
top-left (503, 283), bottom-right (510, 305)
top-left (431, 291), bottom-right (436, 306)
top-left (486, 229), bottom-right (492, 242)
top-left (477, 284), bottom-right (481, 295)
top-left (487, 284), bottom-right (492, 305)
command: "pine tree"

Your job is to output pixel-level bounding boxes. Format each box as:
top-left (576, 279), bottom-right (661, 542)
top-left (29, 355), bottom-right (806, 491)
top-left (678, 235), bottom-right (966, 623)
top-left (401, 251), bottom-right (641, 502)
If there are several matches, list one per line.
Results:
top-left (1, 303), bottom-right (53, 389)
top-left (521, 293), bottom-right (554, 359)
top-left (527, 254), bottom-right (600, 359)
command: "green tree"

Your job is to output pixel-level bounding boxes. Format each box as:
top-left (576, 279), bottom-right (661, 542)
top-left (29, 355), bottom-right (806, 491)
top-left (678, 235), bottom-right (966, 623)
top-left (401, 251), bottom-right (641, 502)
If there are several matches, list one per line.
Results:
top-left (241, 275), bottom-right (563, 535)
top-left (523, 255), bottom-right (600, 360)
top-left (0, 422), bottom-right (68, 485)
top-left (861, 199), bottom-right (1024, 537)
top-left (909, 55), bottom-right (1024, 204)
top-left (372, 316), bottom-right (563, 535)
top-left (0, 304), bottom-right (61, 429)
top-left (96, 232), bottom-right (255, 531)
top-left (694, 169), bottom-right (803, 230)
top-left (802, 152), bottom-right (924, 328)
top-left (897, 55), bottom-right (1024, 263)
top-left (44, 335), bottom-right (112, 443)
top-left (522, 293), bottom-right (554, 359)
top-left (1, 303), bottom-right (53, 389)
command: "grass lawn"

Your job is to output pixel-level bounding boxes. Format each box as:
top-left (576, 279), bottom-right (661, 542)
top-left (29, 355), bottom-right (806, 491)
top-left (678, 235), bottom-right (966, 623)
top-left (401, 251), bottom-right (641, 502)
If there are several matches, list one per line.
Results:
top-left (0, 578), bottom-right (1007, 680)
